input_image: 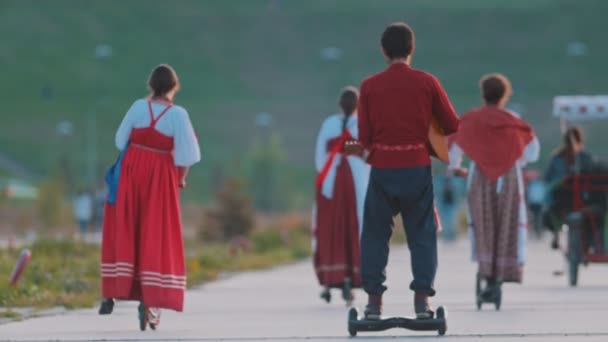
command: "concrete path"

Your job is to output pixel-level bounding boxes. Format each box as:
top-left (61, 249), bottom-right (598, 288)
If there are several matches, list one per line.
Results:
top-left (2, 238), bottom-right (608, 341)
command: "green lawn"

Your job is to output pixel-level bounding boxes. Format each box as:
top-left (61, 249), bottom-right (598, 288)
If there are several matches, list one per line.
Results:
top-left (0, 224), bottom-right (311, 314)
top-left (1, 0), bottom-right (608, 205)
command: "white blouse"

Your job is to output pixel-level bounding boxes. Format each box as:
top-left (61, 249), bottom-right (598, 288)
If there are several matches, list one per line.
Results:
top-left (115, 99), bottom-right (201, 167)
top-left (314, 114), bottom-right (370, 236)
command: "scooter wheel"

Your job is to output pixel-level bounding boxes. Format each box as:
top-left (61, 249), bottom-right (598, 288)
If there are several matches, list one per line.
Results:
top-left (138, 303), bottom-right (147, 331)
top-left (495, 291), bottom-right (502, 311)
top-left (436, 306), bottom-right (447, 336)
top-left (348, 307), bottom-right (358, 337)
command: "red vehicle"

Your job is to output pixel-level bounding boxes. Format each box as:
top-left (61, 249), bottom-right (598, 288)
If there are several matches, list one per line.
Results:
top-left (553, 95), bottom-right (608, 286)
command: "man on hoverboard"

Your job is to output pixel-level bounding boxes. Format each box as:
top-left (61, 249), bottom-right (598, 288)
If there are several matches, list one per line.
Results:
top-left (348, 22), bottom-right (460, 320)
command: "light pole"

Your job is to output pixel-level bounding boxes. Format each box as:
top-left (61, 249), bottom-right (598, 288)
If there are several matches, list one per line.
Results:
top-left (255, 112), bottom-right (273, 143)
top-left (87, 109), bottom-right (97, 186)
top-left (55, 120), bottom-right (74, 191)
top-left (253, 112), bottom-right (276, 212)
top-left (89, 44), bottom-right (112, 186)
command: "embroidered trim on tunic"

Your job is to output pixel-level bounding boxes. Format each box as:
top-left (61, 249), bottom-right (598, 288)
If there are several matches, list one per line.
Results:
top-left (315, 264), bottom-right (360, 273)
top-left (372, 143), bottom-right (425, 151)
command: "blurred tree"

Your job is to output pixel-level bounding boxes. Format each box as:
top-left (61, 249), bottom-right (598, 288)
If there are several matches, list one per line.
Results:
top-left (203, 178), bottom-right (254, 241)
top-left (36, 176), bottom-right (70, 234)
top-left (248, 133), bottom-right (287, 212)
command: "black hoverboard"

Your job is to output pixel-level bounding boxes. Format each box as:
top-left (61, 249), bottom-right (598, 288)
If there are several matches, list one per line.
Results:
top-left (347, 306), bottom-right (447, 337)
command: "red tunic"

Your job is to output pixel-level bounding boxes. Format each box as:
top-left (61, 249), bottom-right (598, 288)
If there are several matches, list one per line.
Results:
top-left (314, 135), bottom-right (361, 288)
top-left (101, 103), bottom-right (186, 311)
top-left (358, 63), bottom-right (460, 168)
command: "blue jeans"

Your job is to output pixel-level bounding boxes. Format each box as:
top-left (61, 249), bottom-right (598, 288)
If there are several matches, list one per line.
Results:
top-left (361, 166), bottom-right (437, 296)
top-left (77, 220), bottom-right (89, 235)
top-left (439, 202), bottom-right (458, 241)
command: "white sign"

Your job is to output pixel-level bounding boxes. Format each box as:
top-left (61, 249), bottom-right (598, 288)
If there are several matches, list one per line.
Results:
top-left (553, 95), bottom-right (608, 121)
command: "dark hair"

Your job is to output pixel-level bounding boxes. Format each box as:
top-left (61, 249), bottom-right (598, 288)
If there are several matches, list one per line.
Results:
top-left (339, 86), bottom-right (359, 131)
top-left (381, 22), bottom-right (415, 59)
top-left (555, 126), bottom-right (584, 164)
top-left (148, 64), bottom-right (179, 97)
top-left (480, 73), bottom-right (512, 105)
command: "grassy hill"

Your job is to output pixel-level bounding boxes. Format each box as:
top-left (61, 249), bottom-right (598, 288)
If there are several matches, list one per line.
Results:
top-left (1, 0), bottom-right (608, 205)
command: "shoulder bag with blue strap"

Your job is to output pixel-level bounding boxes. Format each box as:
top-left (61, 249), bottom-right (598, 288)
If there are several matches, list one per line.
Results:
top-left (105, 143), bottom-right (128, 204)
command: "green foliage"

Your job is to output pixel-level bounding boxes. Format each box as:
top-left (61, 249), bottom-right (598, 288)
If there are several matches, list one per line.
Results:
top-left (187, 224), bottom-right (312, 286)
top-left (36, 178), bottom-right (70, 231)
top-left (0, 240), bottom-right (100, 309)
top-left (248, 134), bottom-right (288, 212)
top-left (0, 310), bottom-right (21, 320)
top-left (1, 220), bottom-right (312, 314)
top-left (204, 178), bottom-right (255, 241)
top-left (8, 0), bottom-right (607, 205)
top-left (285, 224), bottom-right (313, 260)
top-left (251, 228), bottom-right (284, 253)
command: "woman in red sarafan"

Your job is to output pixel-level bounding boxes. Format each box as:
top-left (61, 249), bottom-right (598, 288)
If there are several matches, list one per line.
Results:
top-left (313, 87), bottom-right (370, 305)
top-left (98, 64), bottom-right (201, 330)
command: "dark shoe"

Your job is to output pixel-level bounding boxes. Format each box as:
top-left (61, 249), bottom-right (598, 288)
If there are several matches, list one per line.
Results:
top-left (481, 279), bottom-right (502, 301)
top-left (414, 293), bottom-right (434, 319)
top-left (342, 278), bottom-right (354, 306)
top-left (551, 233), bottom-right (560, 250)
top-left (98, 298), bottom-right (114, 315)
top-left (364, 295), bottom-right (382, 320)
top-left (320, 287), bottom-right (331, 303)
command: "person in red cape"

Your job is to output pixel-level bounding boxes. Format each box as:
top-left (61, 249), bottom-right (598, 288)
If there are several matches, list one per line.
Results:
top-left (98, 64), bottom-right (201, 330)
top-left (449, 73), bottom-right (539, 302)
top-left (313, 86), bottom-right (370, 305)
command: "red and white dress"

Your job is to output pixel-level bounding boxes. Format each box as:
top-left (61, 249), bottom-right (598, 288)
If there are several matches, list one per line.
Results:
top-left (313, 114), bottom-right (369, 288)
top-left (101, 99), bottom-right (200, 311)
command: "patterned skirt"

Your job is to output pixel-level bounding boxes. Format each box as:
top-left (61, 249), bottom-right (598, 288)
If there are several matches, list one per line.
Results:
top-left (469, 166), bottom-right (523, 283)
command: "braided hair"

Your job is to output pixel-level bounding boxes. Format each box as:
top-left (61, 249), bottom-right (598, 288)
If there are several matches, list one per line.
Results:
top-left (339, 86), bottom-right (359, 132)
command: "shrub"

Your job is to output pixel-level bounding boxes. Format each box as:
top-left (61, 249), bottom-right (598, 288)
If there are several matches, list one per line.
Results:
top-left (248, 134), bottom-right (287, 213)
top-left (251, 229), bottom-right (284, 253)
top-left (204, 180), bottom-right (254, 241)
top-left (36, 178), bottom-right (70, 233)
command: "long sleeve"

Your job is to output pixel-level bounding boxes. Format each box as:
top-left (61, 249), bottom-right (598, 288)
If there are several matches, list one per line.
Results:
top-left (521, 136), bottom-right (540, 164)
top-left (114, 101), bottom-right (139, 150)
top-left (431, 76), bottom-right (460, 135)
top-left (315, 118), bottom-right (331, 172)
top-left (448, 143), bottom-right (464, 170)
top-left (357, 81), bottom-right (372, 148)
top-left (173, 108), bottom-right (201, 167)
top-left (545, 156), bottom-right (566, 189)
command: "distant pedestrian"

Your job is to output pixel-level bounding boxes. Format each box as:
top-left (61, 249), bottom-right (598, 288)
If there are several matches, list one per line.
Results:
top-left (73, 190), bottom-right (93, 236)
top-left (93, 183), bottom-right (107, 231)
top-left (438, 174), bottom-right (458, 241)
top-left (526, 176), bottom-right (546, 238)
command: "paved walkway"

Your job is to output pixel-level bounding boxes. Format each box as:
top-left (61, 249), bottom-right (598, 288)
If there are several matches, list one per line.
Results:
top-left (2, 238), bottom-right (608, 341)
